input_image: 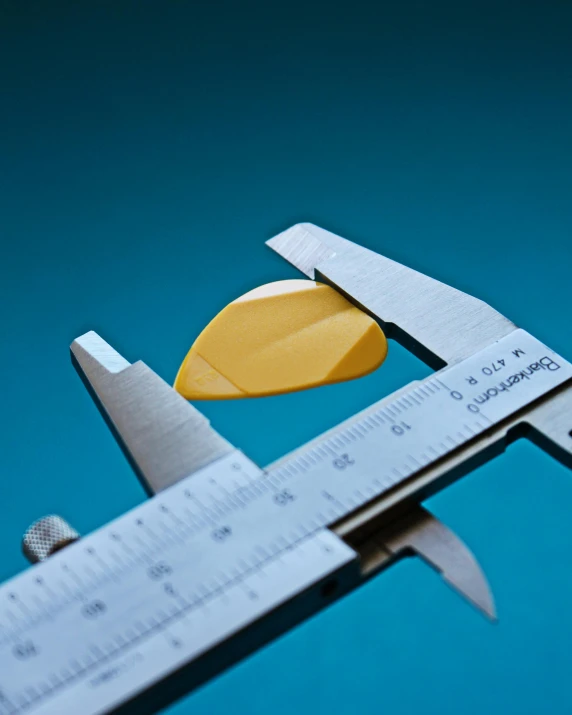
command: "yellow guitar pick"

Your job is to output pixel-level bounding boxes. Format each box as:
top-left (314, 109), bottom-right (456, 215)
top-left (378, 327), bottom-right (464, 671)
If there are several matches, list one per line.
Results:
top-left (174, 279), bottom-right (387, 400)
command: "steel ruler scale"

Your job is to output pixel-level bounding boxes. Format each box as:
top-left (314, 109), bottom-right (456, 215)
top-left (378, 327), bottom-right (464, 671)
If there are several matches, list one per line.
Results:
top-left (1, 223), bottom-right (571, 714)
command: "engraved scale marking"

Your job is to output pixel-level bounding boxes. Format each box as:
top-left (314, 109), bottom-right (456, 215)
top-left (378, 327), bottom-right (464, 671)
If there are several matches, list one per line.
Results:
top-left (0, 329), bottom-right (570, 713)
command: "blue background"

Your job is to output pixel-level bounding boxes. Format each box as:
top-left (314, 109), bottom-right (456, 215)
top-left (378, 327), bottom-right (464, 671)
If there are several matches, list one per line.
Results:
top-left (1, 2), bottom-right (572, 713)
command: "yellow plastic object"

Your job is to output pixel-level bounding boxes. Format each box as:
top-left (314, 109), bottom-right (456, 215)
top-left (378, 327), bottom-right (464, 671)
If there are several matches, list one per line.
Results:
top-left (174, 279), bottom-right (388, 400)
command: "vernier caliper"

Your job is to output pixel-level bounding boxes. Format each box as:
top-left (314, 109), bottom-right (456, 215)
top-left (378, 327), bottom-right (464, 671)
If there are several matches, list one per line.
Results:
top-left (1, 223), bottom-right (571, 715)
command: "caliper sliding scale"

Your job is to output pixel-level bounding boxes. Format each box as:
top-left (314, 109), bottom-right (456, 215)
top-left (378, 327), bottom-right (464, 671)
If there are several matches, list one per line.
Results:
top-left (2, 223), bottom-right (572, 715)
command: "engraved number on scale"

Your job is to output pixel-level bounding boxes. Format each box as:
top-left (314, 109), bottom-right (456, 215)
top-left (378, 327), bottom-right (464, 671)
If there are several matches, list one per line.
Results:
top-left (0, 330), bottom-right (570, 714)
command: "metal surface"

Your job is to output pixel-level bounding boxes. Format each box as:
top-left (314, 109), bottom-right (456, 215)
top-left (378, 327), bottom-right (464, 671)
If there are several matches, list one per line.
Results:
top-left (71, 331), bottom-right (234, 494)
top-left (347, 504), bottom-right (495, 619)
top-left (69, 326), bottom-right (528, 621)
top-left (1, 468), bottom-right (358, 715)
top-left (22, 516), bottom-right (80, 564)
top-left (3, 222), bottom-right (572, 714)
top-left (267, 224), bottom-right (572, 468)
top-left (379, 506), bottom-right (495, 619)
top-left (68, 330), bottom-right (571, 619)
top-left (525, 383), bottom-right (572, 464)
top-left (267, 223), bottom-right (516, 368)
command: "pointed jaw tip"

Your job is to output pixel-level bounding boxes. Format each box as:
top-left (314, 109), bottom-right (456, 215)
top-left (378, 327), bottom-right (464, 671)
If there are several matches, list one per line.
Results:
top-left (70, 331), bottom-right (131, 375)
top-left (443, 562), bottom-right (497, 622)
top-left (480, 596), bottom-right (498, 622)
top-left (458, 583), bottom-right (497, 622)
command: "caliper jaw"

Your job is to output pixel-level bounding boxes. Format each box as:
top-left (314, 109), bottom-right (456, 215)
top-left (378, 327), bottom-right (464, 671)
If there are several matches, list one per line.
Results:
top-left (341, 505), bottom-right (496, 620)
top-left (71, 331), bottom-right (234, 495)
top-left (268, 223), bottom-right (572, 469)
top-left (267, 222), bottom-right (516, 369)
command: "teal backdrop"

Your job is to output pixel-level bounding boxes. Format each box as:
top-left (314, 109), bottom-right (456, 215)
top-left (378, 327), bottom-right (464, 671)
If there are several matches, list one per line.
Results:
top-left (1, 2), bottom-right (572, 714)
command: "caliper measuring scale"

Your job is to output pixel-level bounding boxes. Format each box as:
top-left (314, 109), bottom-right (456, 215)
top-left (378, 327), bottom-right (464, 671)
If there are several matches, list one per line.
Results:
top-left (0, 223), bottom-right (570, 715)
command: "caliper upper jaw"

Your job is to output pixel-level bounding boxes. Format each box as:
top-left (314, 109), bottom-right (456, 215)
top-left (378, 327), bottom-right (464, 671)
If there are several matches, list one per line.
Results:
top-left (267, 223), bottom-right (517, 369)
top-left (268, 223), bottom-right (572, 468)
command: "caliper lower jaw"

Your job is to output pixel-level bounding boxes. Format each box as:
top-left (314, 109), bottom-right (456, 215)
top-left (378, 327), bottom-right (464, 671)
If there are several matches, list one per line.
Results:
top-left (22, 331), bottom-right (496, 622)
top-left (335, 504), bottom-right (496, 620)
